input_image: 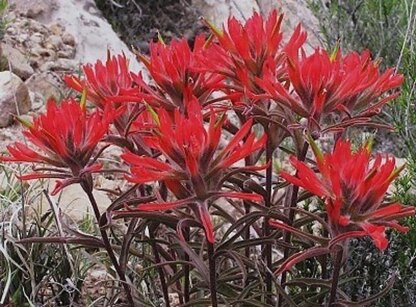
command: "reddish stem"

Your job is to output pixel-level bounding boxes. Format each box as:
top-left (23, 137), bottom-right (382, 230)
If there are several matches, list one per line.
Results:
top-left (83, 185), bottom-right (135, 305)
top-left (278, 141), bottom-right (309, 306)
top-left (208, 241), bottom-right (218, 307)
top-left (328, 248), bottom-right (343, 305)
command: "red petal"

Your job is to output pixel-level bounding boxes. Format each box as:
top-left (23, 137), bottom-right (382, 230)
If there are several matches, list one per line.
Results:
top-left (138, 198), bottom-right (192, 211)
top-left (215, 191), bottom-right (263, 202)
top-left (198, 202), bottom-right (215, 243)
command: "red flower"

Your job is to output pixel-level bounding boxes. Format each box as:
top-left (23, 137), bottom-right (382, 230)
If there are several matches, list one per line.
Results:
top-left (135, 35), bottom-right (224, 110)
top-left (257, 49), bottom-right (403, 131)
top-left (121, 94), bottom-right (266, 242)
top-left (65, 52), bottom-right (156, 149)
top-left (0, 99), bottom-right (114, 194)
top-left (278, 139), bottom-right (415, 250)
top-left (65, 52), bottom-right (143, 108)
top-left (201, 10), bottom-right (306, 95)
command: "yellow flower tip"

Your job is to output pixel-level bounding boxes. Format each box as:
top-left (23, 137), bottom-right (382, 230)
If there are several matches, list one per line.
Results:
top-left (329, 41), bottom-right (340, 62)
top-left (373, 58), bottom-right (382, 68)
top-left (15, 115), bottom-right (33, 128)
top-left (214, 112), bottom-right (227, 128)
top-left (364, 137), bottom-right (374, 153)
top-left (200, 16), bottom-right (223, 38)
top-left (392, 163), bottom-right (406, 179)
top-left (307, 134), bottom-right (324, 164)
top-left (203, 33), bottom-right (215, 49)
top-left (157, 31), bottom-right (166, 45)
top-left (80, 87), bottom-right (88, 110)
top-left (134, 49), bottom-right (150, 67)
top-left (145, 103), bottom-right (160, 126)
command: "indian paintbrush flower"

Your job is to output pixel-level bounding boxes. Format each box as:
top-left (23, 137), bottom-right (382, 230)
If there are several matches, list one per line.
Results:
top-left (277, 138), bottom-right (415, 250)
top-left (0, 98), bottom-right (115, 194)
top-left (121, 93), bottom-right (266, 242)
top-left (201, 10), bottom-right (306, 98)
top-left (64, 52), bottom-right (144, 108)
top-left (135, 35), bottom-right (224, 110)
top-left (257, 49), bottom-right (404, 134)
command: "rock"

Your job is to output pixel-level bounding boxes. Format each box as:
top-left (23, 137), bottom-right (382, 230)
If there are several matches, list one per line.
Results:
top-left (29, 20), bottom-right (49, 34)
top-left (47, 0), bottom-right (143, 72)
top-left (16, 33), bottom-right (29, 44)
top-left (3, 15), bottom-right (77, 74)
top-left (0, 71), bottom-right (31, 127)
top-left (45, 35), bottom-right (63, 50)
top-left (62, 32), bottom-right (76, 46)
top-left (31, 32), bottom-right (44, 44)
top-left (193, 0), bottom-right (322, 53)
top-left (31, 46), bottom-right (55, 60)
top-left (193, 0), bottom-right (260, 25)
top-left (49, 23), bottom-right (65, 36)
top-left (1, 44), bottom-right (34, 80)
top-left (25, 71), bottom-right (66, 103)
top-left (6, 0), bottom-right (146, 79)
top-left (57, 48), bottom-right (75, 59)
top-left (6, 26), bottom-right (17, 36)
top-left (49, 182), bottom-right (112, 222)
top-left (39, 58), bottom-right (77, 72)
top-left (257, 0), bottom-right (322, 52)
top-left (9, 0), bottom-right (57, 21)
top-left (29, 90), bottom-right (46, 111)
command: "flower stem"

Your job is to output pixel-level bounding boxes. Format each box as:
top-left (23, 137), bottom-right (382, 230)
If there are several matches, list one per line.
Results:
top-left (328, 248), bottom-right (343, 305)
top-left (184, 227), bottom-right (190, 303)
top-left (278, 141), bottom-right (309, 306)
top-left (83, 186), bottom-right (135, 306)
top-left (264, 138), bottom-right (274, 303)
top-left (150, 230), bottom-right (171, 307)
top-left (207, 241), bottom-right (218, 307)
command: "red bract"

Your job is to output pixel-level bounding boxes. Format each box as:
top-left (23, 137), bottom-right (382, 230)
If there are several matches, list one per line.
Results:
top-left (135, 35), bottom-right (223, 110)
top-left (278, 139), bottom-right (415, 250)
top-left (257, 49), bottom-right (403, 132)
top-left (201, 10), bottom-right (306, 96)
top-left (0, 99), bottom-right (114, 194)
top-left (65, 52), bottom-right (143, 108)
top-left (121, 94), bottom-right (266, 242)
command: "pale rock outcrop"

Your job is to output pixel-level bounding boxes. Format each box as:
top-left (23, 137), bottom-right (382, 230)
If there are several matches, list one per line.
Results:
top-left (6, 0), bottom-right (143, 74)
top-left (8, 0), bottom-right (57, 21)
top-left (48, 183), bottom-right (112, 222)
top-left (3, 16), bottom-right (77, 73)
top-left (258, 0), bottom-right (322, 52)
top-left (42, 0), bottom-right (142, 72)
top-left (0, 71), bottom-right (31, 127)
top-left (25, 71), bottom-right (66, 111)
top-left (193, 0), bottom-right (321, 52)
top-left (1, 43), bottom-right (34, 80)
top-left (193, 0), bottom-right (260, 25)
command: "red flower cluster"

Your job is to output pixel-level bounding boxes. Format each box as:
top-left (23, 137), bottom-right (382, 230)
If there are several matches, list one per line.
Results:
top-left (135, 36), bottom-right (223, 109)
top-left (279, 139), bottom-right (415, 250)
top-left (0, 99), bottom-right (114, 194)
top-left (65, 53), bottom-right (142, 108)
top-left (201, 10), bottom-right (306, 96)
top-left (122, 94), bottom-right (266, 242)
top-left (257, 49), bottom-right (403, 132)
